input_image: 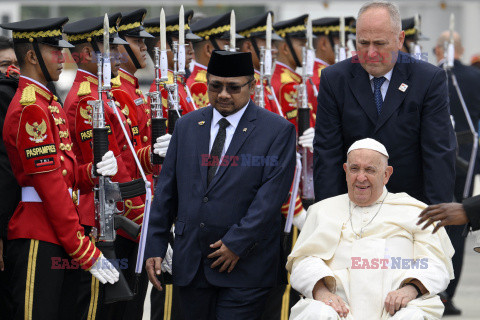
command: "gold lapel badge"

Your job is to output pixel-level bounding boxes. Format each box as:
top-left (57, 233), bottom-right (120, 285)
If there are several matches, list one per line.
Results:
top-left (198, 121), bottom-right (205, 126)
top-left (243, 128), bottom-right (247, 132)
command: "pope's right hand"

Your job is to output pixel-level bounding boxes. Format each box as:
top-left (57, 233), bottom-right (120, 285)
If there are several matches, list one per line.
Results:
top-left (146, 257), bottom-right (163, 291)
top-left (313, 281), bottom-right (349, 318)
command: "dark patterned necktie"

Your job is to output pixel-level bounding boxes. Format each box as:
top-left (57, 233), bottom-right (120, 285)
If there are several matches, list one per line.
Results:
top-left (207, 118), bottom-right (230, 186)
top-left (373, 76), bottom-right (386, 114)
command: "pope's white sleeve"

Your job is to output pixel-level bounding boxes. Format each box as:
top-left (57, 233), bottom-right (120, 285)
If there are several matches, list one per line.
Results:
top-left (400, 225), bottom-right (454, 296)
top-left (290, 256), bottom-right (336, 299)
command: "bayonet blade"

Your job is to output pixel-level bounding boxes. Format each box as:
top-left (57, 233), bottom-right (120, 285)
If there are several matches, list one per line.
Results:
top-left (266, 13), bottom-right (272, 50)
top-left (230, 10), bottom-right (235, 51)
top-left (179, 5), bottom-right (185, 46)
top-left (307, 16), bottom-right (313, 50)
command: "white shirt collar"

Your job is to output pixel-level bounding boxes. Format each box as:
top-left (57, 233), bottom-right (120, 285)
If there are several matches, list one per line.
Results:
top-left (119, 68), bottom-right (134, 77)
top-left (194, 61), bottom-right (208, 70)
top-left (78, 69), bottom-right (98, 78)
top-left (315, 58), bottom-right (330, 66)
top-left (20, 75), bottom-right (50, 93)
top-left (275, 61), bottom-right (296, 73)
top-left (368, 68), bottom-right (393, 82)
top-left (211, 102), bottom-right (249, 131)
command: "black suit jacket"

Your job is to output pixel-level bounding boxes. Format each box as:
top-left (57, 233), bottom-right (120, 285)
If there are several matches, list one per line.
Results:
top-left (0, 73), bottom-right (19, 238)
top-left (313, 51), bottom-right (456, 204)
top-left (145, 101), bottom-right (296, 287)
top-left (447, 60), bottom-right (480, 178)
top-left (463, 195), bottom-right (480, 231)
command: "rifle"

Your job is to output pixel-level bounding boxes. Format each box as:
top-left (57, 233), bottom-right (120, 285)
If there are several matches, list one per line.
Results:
top-left (334, 16), bottom-right (347, 63)
top-left (89, 14), bottom-right (142, 303)
top-left (254, 47), bottom-right (266, 108)
top-left (297, 45), bottom-right (315, 204)
top-left (166, 41), bottom-right (182, 134)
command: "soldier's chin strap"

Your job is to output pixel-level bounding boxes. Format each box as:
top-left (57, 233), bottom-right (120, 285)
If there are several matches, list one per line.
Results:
top-left (210, 38), bottom-right (220, 50)
top-left (250, 38), bottom-right (261, 64)
top-left (123, 39), bottom-right (142, 70)
top-left (32, 41), bottom-right (52, 83)
top-left (285, 35), bottom-right (302, 68)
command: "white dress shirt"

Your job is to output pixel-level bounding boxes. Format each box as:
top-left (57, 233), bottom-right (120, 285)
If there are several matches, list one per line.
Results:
top-left (368, 68), bottom-right (393, 101)
top-left (209, 103), bottom-right (249, 158)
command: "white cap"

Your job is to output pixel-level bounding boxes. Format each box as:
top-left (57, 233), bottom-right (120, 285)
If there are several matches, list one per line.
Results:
top-left (347, 138), bottom-right (389, 158)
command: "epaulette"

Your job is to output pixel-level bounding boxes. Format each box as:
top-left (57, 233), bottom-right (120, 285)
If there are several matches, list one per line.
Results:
top-left (77, 81), bottom-right (91, 96)
top-left (111, 76), bottom-right (122, 88)
top-left (119, 71), bottom-right (135, 85)
top-left (194, 69), bottom-right (207, 83)
top-left (19, 84), bottom-right (52, 106)
top-left (19, 85), bottom-right (36, 105)
top-left (280, 68), bottom-right (301, 84)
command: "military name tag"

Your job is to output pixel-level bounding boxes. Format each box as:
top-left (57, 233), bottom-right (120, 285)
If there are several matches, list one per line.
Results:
top-left (134, 98), bottom-right (144, 106)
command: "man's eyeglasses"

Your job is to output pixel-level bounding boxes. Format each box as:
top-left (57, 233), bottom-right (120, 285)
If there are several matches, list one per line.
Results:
top-left (208, 79), bottom-right (254, 94)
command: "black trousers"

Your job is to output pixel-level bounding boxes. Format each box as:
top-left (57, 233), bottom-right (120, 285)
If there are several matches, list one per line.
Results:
top-left (8, 238), bottom-right (81, 320)
top-left (0, 237), bottom-right (14, 320)
top-left (178, 263), bottom-right (271, 320)
top-left (150, 271), bottom-right (185, 320)
top-left (444, 174), bottom-right (470, 299)
top-left (102, 235), bottom-right (149, 320)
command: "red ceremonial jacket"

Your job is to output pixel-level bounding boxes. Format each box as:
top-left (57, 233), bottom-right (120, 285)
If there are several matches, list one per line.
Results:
top-left (64, 70), bottom-right (147, 242)
top-left (186, 61), bottom-right (209, 109)
top-left (3, 76), bottom-right (101, 269)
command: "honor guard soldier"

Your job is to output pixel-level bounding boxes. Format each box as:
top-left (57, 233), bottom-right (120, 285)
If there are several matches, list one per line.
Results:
top-left (271, 14), bottom-right (316, 128)
top-left (144, 9), bottom-right (202, 116)
top-left (113, 9), bottom-right (155, 154)
top-left (237, 12), bottom-right (284, 115)
top-left (187, 13), bottom-right (242, 108)
top-left (401, 16), bottom-right (428, 58)
top-left (1, 17), bottom-right (119, 319)
top-left (310, 17), bottom-right (356, 91)
top-left (63, 13), bottom-right (151, 319)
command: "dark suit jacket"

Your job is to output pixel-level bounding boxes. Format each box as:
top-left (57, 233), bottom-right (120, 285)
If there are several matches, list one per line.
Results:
top-left (0, 73), bottom-right (19, 239)
top-left (313, 51), bottom-right (456, 204)
top-left (462, 195), bottom-right (480, 231)
top-left (145, 101), bottom-right (296, 288)
top-left (447, 60), bottom-right (480, 178)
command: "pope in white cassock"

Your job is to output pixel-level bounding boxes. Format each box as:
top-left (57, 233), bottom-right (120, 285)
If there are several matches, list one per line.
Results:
top-left (287, 138), bottom-right (454, 320)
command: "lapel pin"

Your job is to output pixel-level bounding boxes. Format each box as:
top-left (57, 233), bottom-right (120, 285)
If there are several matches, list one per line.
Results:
top-left (243, 128), bottom-right (247, 132)
top-left (398, 83), bottom-right (408, 92)
top-left (198, 121), bottom-right (205, 126)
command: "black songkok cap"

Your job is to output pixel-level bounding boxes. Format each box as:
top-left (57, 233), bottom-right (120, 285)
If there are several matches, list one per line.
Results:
top-left (207, 50), bottom-right (254, 77)
top-left (63, 13), bottom-right (128, 45)
top-left (237, 11), bottom-right (283, 41)
top-left (118, 8), bottom-right (153, 39)
top-left (0, 17), bottom-right (73, 48)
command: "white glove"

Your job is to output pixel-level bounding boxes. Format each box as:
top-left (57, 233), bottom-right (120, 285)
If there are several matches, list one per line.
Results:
top-left (161, 244), bottom-right (173, 275)
top-left (153, 134), bottom-right (172, 157)
top-left (293, 209), bottom-right (307, 230)
top-left (298, 127), bottom-right (314, 153)
top-left (96, 151), bottom-right (118, 176)
top-left (89, 254), bottom-right (120, 284)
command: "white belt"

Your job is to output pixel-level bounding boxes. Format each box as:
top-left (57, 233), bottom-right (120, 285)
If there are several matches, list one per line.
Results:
top-left (22, 187), bottom-right (80, 205)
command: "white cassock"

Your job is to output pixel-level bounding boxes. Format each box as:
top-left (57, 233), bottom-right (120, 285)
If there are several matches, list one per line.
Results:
top-left (286, 188), bottom-right (454, 320)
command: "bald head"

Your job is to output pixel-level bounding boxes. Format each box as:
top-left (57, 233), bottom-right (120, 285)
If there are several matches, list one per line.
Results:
top-left (435, 31), bottom-right (463, 62)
